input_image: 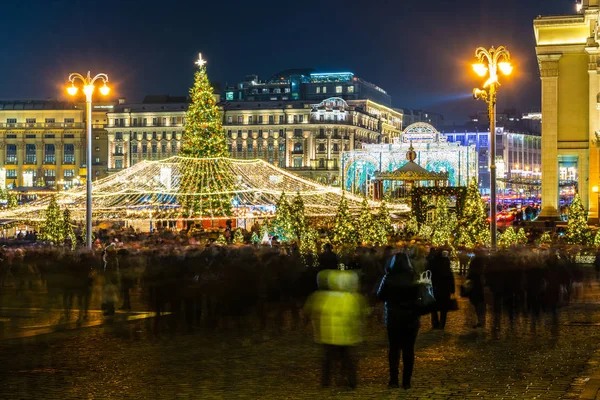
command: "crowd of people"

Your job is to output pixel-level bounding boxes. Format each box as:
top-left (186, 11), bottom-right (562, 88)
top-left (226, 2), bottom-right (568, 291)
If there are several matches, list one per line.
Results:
top-left (0, 239), bottom-right (593, 390)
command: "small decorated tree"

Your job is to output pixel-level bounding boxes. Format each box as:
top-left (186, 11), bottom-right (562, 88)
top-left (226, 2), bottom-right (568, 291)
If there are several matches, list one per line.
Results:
top-left (356, 197), bottom-right (375, 246)
top-left (498, 226), bottom-right (518, 248)
top-left (63, 208), bottom-right (77, 250)
top-left (41, 196), bottom-right (65, 244)
top-left (215, 234), bottom-right (228, 245)
top-left (516, 228), bottom-right (528, 246)
top-left (272, 192), bottom-right (293, 242)
top-left (431, 196), bottom-right (457, 247)
top-left (456, 178), bottom-right (490, 247)
top-left (332, 193), bottom-right (357, 248)
top-left (565, 193), bottom-right (592, 245)
top-left (539, 231), bottom-right (553, 246)
top-left (251, 231), bottom-right (260, 244)
top-left (290, 191), bottom-right (308, 242)
top-left (233, 229), bottom-right (245, 244)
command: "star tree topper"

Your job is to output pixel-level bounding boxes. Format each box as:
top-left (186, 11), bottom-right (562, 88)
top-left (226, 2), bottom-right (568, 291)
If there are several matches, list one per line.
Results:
top-left (195, 53), bottom-right (206, 68)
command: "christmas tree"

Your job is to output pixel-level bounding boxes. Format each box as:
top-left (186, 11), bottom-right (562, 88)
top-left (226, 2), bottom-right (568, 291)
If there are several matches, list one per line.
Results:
top-left (405, 215), bottom-right (419, 238)
top-left (181, 54), bottom-right (228, 158)
top-left (251, 232), bottom-right (260, 244)
top-left (332, 192), bottom-right (357, 248)
top-left (498, 226), bottom-right (518, 248)
top-left (272, 192), bottom-right (293, 242)
top-left (356, 197), bottom-right (375, 245)
top-left (430, 196), bottom-right (457, 247)
top-left (539, 231), bottom-right (553, 246)
top-left (516, 228), bottom-right (528, 246)
top-left (457, 178), bottom-right (490, 248)
top-left (290, 191), bottom-right (308, 242)
top-left (179, 54), bottom-right (232, 218)
top-left (215, 234), bottom-right (227, 245)
top-left (63, 208), bottom-right (77, 250)
top-left (41, 196), bottom-right (64, 244)
top-left (233, 229), bottom-right (244, 244)
top-left (373, 198), bottom-right (392, 246)
top-left (565, 193), bottom-right (592, 245)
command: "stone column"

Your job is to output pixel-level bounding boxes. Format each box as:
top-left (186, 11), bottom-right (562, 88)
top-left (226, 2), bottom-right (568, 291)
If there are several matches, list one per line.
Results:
top-left (55, 141), bottom-right (63, 178)
top-left (17, 142), bottom-right (24, 186)
top-left (538, 54), bottom-right (562, 220)
top-left (75, 141), bottom-right (83, 179)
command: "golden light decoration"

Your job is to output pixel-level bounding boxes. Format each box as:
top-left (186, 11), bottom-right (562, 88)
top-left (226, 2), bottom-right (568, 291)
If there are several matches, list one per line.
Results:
top-left (0, 156), bottom-right (409, 222)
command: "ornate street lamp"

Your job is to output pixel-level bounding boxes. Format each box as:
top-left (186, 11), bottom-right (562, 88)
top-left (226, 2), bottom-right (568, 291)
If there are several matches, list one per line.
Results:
top-left (472, 46), bottom-right (512, 250)
top-left (66, 72), bottom-right (110, 248)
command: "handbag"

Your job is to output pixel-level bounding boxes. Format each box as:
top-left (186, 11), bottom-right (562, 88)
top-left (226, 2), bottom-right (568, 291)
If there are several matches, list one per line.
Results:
top-left (415, 271), bottom-right (436, 315)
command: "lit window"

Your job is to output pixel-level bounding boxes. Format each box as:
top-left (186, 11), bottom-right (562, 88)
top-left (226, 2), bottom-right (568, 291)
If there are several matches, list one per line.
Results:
top-left (347, 86), bottom-right (354, 93)
top-left (335, 86), bottom-right (343, 94)
top-left (322, 86), bottom-right (327, 94)
top-left (316, 87), bottom-right (321, 94)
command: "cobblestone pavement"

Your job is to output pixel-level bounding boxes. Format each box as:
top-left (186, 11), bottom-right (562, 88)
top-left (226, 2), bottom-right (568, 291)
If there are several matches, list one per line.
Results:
top-left (2, 284), bottom-right (600, 399)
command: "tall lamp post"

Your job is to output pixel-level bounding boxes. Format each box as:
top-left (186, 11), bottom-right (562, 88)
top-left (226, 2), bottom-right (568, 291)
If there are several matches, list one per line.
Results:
top-left (472, 46), bottom-right (513, 250)
top-left (66, 72), bottom-right (110, 249)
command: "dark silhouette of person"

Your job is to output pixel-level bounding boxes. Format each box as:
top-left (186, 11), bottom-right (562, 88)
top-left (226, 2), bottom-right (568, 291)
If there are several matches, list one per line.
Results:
top-left (377, 251), bottom-right (420, 390)
top-left (426, 250), bottom-right (455, 329)
top-left (318, 243), bottom-right (338, 270)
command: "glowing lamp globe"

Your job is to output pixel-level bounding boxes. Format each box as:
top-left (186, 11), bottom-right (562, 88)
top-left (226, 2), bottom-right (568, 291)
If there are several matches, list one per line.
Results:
top-left (499, 62), bottom-right (513, 75)
top-left (472, 63), bottom-right (488, 77)
top-left (100, 84), bottom-right (110, 96)
top-left (67, 85), bottom-right (78, 96)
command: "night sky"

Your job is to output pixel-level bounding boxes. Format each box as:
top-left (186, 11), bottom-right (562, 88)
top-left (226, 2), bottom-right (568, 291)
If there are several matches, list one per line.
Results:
top-left (0, 0), bottom-right (575, 123)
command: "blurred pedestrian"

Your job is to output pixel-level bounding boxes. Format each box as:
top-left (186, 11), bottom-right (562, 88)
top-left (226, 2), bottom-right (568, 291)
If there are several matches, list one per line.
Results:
top-left (377, 251), bottom-right (420, 389)
top-left (305, 270), bottom-right (367, 389)
top-left (466, 250), bottom-right (486, 328)
top-left (426, 250), bottom-right (455, 330)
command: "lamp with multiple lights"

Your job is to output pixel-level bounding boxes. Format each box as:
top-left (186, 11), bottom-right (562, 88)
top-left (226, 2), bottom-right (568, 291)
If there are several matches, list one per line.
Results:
top-left (472, 46), bottom-right (512, 250)
top-left (66, 71), bottom-right (110, 248)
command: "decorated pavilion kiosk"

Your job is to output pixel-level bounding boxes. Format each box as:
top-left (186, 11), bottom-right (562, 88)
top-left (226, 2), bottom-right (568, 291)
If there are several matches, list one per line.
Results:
top-left (373, 143), bottom-right (449, 200)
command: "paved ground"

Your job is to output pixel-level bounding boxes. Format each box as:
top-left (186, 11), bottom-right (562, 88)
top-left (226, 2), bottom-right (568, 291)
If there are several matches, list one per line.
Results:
top-left (2, 280), bottom-right (600, 399)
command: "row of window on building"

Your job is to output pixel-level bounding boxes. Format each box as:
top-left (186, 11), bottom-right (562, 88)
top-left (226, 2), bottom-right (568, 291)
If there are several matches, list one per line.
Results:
top-left (112, 117), bottom-right (184, 127)
top-left (5, 144), bottom-right (76, 165)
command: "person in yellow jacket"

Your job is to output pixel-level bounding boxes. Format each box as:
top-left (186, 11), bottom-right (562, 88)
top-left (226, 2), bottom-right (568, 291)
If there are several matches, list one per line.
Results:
top-left (304, 269), bottom-right (368, 389)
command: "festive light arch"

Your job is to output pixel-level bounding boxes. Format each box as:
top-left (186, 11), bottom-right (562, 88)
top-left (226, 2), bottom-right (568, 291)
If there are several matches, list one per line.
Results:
top-left (0, 156), bottom-right (410, 222)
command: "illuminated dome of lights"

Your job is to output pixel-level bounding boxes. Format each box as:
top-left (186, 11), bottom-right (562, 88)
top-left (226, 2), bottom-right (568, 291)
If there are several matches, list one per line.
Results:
top-left (0, 156), bottom-right (410, 222)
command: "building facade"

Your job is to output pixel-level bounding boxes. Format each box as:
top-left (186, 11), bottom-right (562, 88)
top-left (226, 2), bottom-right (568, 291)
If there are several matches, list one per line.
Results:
top-left (0, 100), bottom-right (112, 190)
top-left (224, 70), bottom-right (392, 106)
top-left (222, 97), bottom-right (403, 184)
top-left (534, 1), bottom-right (600, 221)
top-left (105, 96), bottom-right (188, 172)
top-left (441, 127), bottom-right (542, 196)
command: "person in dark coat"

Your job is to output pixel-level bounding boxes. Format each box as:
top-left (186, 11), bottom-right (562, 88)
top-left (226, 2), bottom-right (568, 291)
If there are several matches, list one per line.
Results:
top-left (377, 251), bottom-right (420, 390)
top-left (466, 251), bottom-right (486, 328)
top-left (426, 250), bottom-right (455, 330)
top-left (318, 243), bottom-right (338, 270)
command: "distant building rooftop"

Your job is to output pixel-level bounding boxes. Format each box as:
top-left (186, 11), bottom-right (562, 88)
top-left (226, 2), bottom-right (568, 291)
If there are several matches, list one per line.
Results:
top-left (0, 100), bottom-right (78, 110)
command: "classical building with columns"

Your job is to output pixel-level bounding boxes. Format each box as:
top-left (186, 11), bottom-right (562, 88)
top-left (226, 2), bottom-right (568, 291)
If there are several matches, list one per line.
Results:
top-left (534, 1), bottom-right (600, 221)
top-left (222, 97), bottom-right (403, 184)
top-left (0, 100), bottom-right (111, 190)
top-left (105, 96), bottom-right (188, 172)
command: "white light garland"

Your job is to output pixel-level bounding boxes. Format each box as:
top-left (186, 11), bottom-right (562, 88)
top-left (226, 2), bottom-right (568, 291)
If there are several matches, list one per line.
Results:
top-left (0, 156), bottom-right (410, 222)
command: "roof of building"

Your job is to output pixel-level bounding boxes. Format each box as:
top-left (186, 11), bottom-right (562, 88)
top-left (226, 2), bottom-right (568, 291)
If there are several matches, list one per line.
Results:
top-left (0, 100), bottom-right (79, 110)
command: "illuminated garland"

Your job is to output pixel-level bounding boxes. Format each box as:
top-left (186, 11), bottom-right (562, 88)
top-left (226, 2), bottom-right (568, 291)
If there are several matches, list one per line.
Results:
top-left (0, 156), bottom-right (410, 222)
